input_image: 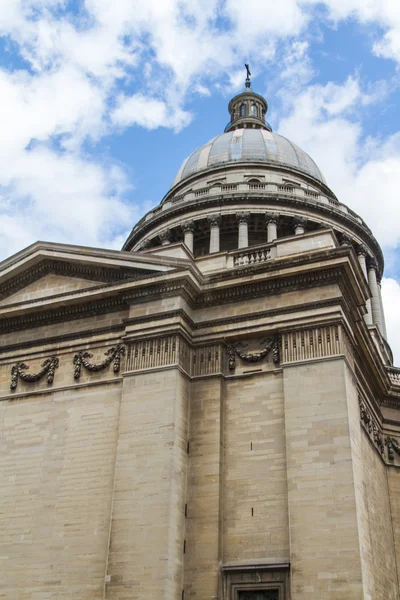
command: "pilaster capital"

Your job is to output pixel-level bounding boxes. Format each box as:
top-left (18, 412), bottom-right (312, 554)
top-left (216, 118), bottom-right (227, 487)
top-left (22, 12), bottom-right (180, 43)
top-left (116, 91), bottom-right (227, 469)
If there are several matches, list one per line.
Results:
top-left (181, 220), bottom-right (195, 234)
top-left (207, 215), bottom-right (221, 228)
top-left (236, 211), bottom-right (250, 225)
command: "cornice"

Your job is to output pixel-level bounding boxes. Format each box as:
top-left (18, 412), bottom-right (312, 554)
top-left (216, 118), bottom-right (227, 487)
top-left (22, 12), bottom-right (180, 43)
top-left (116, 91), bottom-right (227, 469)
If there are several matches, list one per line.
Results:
top-left (197, 267), bottom-right (341, 307)
top-left (0, 324), bottom-right (125, 356)
top-left (122, 298), bottom-right (342, 333)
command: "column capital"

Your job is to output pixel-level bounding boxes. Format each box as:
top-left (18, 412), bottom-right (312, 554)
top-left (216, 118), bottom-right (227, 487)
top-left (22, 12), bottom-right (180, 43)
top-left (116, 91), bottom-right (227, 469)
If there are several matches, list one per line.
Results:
top-left (356, 244), bottom-right (368, 257)
top-left (159, 229), bottom-right (172, 245)
top-left (293, 216), bottom-right (307, 227)
top-left (265, 212), bottom-right (278, 225)
top-left (139, 239), bottom-right (151, 250)
top-left (368, 257), bottom-right (379, 272)
top-left (181, 220), bottom-right (195, 233)
top-left (340, 233), bottom-right (352, 247)
top-left (207, 215), bottom-right (221, 228)
top-left (236, 211), bottom-right (250, 225)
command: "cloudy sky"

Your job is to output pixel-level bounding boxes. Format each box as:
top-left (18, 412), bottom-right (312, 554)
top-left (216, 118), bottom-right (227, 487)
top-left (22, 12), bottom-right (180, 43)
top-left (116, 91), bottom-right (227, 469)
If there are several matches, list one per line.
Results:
top-left (0, 0), bottom-right (399, 361)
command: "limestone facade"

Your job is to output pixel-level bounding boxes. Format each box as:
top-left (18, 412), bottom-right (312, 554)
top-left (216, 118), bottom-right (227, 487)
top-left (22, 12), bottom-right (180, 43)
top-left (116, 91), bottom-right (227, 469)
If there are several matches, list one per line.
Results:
top-left (0, 84), bottom-right (400, 600)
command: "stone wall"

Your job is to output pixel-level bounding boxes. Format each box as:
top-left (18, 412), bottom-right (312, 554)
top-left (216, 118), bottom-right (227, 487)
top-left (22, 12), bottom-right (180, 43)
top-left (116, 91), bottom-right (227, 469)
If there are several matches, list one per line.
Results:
top-left (223, 372), bottom-right (288, 565)
top-left (105, 368), bottom-right (190, 600)
top-left (0, 384), bottom-right (121, 599)
top-left (283, 358), bottom-right (364, 599)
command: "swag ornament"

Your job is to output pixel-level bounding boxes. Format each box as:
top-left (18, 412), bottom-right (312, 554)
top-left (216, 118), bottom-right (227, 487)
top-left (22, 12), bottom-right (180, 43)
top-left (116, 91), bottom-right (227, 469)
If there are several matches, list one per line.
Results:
top-left (10, 356), bottom-right (59, 391)
top-left (73, 344), bottom-right (125, 380)
top-left (227, 336), bottom-right (280, 371)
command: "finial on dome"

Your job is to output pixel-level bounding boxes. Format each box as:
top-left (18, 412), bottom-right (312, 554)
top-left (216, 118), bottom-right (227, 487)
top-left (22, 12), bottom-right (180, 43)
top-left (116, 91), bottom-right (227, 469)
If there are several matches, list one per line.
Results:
top-left (245, 63), bottom-right (251, 88)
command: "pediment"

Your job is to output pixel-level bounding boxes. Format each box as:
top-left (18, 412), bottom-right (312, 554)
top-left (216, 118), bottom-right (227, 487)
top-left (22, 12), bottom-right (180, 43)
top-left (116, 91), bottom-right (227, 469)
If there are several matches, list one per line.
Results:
top-left (0, 273), bottom-right (104, 306)
top-left (0, 242), bottom-right (189, 308)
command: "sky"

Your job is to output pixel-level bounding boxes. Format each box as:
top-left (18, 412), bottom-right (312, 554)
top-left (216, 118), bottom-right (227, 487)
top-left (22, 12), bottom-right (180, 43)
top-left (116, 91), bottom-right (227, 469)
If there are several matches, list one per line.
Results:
top-left (0, 0), bottom-right (400, 362)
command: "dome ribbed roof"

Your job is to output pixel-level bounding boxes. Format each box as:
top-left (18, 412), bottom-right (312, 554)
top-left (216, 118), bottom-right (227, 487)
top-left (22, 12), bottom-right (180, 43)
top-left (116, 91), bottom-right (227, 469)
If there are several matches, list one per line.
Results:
top-left (172, 129), bottom-right (326, 186)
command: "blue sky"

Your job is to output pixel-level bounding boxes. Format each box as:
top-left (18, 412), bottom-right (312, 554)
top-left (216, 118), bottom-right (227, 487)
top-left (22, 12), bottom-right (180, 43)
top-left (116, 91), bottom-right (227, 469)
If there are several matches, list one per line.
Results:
top-left (0, 0), bottom-right (400, 360)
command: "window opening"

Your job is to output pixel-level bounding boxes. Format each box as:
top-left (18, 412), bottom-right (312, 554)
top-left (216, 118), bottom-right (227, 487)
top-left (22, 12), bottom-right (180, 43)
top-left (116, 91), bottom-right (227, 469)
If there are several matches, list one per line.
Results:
top-left (251, 104), bottom-right (258, 117)
top-left (240, 103), bottom-right (247, 117)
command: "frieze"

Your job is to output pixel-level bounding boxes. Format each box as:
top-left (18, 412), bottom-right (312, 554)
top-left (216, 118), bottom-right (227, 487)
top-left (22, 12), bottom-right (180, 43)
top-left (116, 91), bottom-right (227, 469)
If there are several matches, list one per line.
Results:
top-left (10, 356), bottom-right (59, 390)
top-left (73, 345), bottom-right (125, 379)
top-left (226, 337), bottom-right (280, 371)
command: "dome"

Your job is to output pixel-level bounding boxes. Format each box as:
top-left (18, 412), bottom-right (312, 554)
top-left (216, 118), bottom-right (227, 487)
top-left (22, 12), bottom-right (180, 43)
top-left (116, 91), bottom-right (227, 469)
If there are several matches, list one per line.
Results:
top-left (172, 129), bottom-right (326, 187)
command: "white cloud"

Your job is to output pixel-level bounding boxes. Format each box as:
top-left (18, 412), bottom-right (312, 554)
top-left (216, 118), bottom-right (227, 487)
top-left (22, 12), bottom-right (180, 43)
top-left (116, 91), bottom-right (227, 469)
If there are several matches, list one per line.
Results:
top-left (303, 0), bottom-right (400, 63)
top-left (277, 76), bottom-right (400, 250)
top-left (112, 94), bottom-right (192, 132)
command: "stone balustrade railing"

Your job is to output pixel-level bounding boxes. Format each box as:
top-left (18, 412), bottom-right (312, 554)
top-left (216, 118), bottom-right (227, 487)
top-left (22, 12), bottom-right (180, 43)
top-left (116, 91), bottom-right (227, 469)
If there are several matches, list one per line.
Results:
top-left (388, 368), bottom-right (400, 387)
top-left (232, 245), bottom-right (272, 266)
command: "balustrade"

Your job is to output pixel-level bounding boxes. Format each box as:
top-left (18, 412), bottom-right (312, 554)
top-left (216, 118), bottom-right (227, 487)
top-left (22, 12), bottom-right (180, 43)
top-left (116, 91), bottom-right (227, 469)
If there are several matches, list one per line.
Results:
top-left (388, 368), bottom-right (400, 387)
top-left (233, 246), bottom-right (271, 266)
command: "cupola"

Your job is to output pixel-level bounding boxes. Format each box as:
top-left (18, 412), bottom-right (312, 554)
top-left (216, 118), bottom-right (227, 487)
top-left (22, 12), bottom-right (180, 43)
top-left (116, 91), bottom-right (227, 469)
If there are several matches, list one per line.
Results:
top-left (225, 64), bottom-right (271, 133)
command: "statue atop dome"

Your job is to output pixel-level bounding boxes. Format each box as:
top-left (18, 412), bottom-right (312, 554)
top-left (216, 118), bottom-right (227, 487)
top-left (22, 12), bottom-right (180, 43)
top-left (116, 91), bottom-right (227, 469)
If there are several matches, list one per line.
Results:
top-left (245, 63), bottom-right (251, 88)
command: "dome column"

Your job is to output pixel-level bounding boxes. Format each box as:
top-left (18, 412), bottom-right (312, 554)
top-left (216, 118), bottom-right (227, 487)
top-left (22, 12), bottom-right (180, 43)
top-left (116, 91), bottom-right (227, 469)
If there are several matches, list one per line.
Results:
top-left (266, 213), bottom-right (278, 243)
top-left (377, 279), bottom-right (388, 339)
top-left (294, 218), bottom-right (306, 236)
top-left (182, 221), bottom-right (195, 253)
top-left (237, 212), bottom-right (250, 249)
top-left (368, 260), bottom-right (384, 334)
top-left (208, 216), bottom-right (221, 254)
top-left (357, 247), bottom-right (373, 325)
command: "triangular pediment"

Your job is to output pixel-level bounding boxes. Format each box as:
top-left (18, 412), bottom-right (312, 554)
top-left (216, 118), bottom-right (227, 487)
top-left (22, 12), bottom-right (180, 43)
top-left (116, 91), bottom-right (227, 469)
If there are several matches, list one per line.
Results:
top-left (0, 241), bottom-right (193, 308)
top-left (0, 273), bottom-right (104, 306)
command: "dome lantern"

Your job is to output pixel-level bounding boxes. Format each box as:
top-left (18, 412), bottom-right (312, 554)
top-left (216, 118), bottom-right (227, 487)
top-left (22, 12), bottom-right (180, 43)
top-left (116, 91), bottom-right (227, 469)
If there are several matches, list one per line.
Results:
top-left (225, 64), bottom-right (271, 133)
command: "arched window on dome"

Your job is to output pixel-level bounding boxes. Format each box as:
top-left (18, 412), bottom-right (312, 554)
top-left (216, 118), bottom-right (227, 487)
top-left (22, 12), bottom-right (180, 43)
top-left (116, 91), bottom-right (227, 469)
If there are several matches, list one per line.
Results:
top-left (240, 103), bottom-right (247, 117)
top-left (251, 104), bottom-right (258, 117)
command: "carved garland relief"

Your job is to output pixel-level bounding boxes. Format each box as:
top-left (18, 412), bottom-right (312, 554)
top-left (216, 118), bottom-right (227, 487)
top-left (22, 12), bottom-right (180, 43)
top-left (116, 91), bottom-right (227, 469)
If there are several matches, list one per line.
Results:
top-left (9, 345), bottom-right (126, 390)
top-left (73, 345), bottom-right (125, 380)
top-left (226, 336), bottom-right (280, 371)
top-left (358, 396), bottom-right (400, 462)
top-left (10, 356), bottom-right (59, 391)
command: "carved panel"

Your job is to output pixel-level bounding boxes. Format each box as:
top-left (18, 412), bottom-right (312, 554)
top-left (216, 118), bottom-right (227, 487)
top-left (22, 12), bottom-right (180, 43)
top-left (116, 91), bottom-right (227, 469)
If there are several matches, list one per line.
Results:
top-left (282, 325), bottom-right (343, 364)
top-left (126, 336), bottom-right (179, 372)
top-left (192, 344), bottom-right (224, 377)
